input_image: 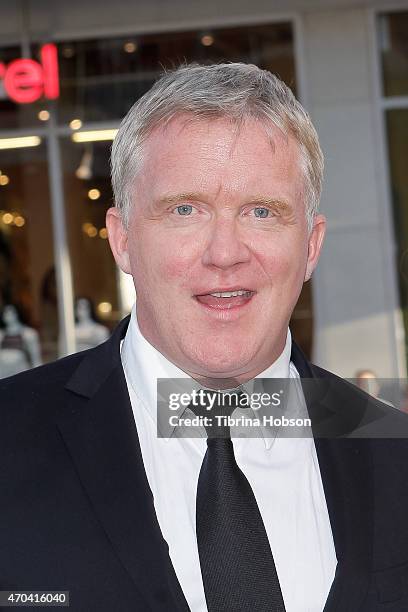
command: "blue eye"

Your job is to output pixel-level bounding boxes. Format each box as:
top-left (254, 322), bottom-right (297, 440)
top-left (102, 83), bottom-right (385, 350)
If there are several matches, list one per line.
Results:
top-left (254, 207), bottom-right (269, 218)
top-left (176, 204), bottom-right (193, 216)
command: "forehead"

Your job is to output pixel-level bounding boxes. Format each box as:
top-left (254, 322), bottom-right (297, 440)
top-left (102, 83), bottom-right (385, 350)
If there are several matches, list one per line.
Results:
top-left (137, 114), bottom-right (303, 202)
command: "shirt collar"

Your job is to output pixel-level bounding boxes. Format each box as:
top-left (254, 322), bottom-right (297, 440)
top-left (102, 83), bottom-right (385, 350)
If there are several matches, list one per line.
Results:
top-left (121, 303), bottom-right (293, 449)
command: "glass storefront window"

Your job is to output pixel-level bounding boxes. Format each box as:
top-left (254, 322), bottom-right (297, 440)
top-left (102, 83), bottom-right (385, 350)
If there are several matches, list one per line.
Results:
top-left (60, 138), bottom-right (120, 348)
top-left (0, 143), bottom-right (59, 377)
top-left (386, 109), bottom-right (408, 363)
top-left (56, 21), bottom-right (307, 351)
top-left (57, 22), bottom-right (295, 124)
top-left (379, 11), bottom-right (408, 97)
top-left (379, 10), bottom-right (408, 365)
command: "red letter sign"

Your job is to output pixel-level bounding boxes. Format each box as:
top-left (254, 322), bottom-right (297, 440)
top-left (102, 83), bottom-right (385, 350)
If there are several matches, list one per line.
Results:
top-left (4, 59), bottom-right (43, 104)
top-left (41, 43), bottom-right (59, 99)
top-left (1, 44), bottom-right (59, 104)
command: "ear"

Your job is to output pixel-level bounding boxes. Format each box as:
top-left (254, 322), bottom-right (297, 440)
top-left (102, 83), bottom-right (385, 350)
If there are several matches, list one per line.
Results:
top-left (304, 213), bottom-right (326, 281)
top-left (106, 207), bottom-right (131, 274)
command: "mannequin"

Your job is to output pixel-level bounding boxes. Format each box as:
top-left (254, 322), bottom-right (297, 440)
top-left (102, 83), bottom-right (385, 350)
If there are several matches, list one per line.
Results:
top-left (0, 304), bottom-right (42, 378)
top-left (74, 297), bottom-right (109, 352)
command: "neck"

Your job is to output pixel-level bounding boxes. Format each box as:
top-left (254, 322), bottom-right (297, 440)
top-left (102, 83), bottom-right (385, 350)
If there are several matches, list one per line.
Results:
top-left (180, 338), bottom-right (288, 390)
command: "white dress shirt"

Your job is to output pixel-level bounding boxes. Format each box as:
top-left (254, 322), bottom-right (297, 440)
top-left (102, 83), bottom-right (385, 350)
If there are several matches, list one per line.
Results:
top-left (121, 305), bottom-right (337, 612)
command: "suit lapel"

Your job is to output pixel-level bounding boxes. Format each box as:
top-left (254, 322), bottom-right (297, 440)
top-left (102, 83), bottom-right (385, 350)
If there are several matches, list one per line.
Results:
top-left (291, 342), bottom-right (373, 611)
top-left (315, 437), bottom-right (373, 612)
top-left (56, 317), bottom-right (190, 612)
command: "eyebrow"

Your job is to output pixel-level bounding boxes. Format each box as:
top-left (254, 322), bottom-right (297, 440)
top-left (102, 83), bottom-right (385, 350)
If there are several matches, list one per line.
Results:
top-left (246, 197), bottom-right (294, 215)
top-left (157, 192), bottom-right (206, 206)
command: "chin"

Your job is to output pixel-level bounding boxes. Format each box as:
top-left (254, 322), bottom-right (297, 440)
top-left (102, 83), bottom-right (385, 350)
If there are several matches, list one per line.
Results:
top-left (185, 342), bottom-right (255, 380)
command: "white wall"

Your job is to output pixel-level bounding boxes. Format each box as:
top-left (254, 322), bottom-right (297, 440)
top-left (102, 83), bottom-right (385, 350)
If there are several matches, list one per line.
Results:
top-left (300, 7), bottom-right (406, 377)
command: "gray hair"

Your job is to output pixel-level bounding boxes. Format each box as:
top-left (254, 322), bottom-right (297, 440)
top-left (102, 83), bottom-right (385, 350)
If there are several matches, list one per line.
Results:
top-left (111, 62), bottom-right (323, 231)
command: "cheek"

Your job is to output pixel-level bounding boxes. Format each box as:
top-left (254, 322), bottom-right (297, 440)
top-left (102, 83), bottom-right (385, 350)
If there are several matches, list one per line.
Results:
top-left (129, 231), bottom-right (198, 287)
top-left (165, 259), bottom-right (190, 281)
top-left (255, 237), bottom-right (308, 287)
top-left (160, 232), bottom-right (204, 287)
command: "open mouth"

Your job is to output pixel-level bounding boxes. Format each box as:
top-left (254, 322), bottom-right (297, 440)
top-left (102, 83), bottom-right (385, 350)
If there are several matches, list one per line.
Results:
top-left (194, 288), bottom-right (255, 310)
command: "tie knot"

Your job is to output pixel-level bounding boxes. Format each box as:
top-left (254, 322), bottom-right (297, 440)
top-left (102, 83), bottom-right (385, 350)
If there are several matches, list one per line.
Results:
top-left (190, 389), bottom-right (246, 439)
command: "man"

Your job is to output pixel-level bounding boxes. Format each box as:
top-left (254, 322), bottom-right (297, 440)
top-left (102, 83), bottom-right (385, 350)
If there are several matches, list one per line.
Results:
top-left (1, 63), bottom-right (408, 612)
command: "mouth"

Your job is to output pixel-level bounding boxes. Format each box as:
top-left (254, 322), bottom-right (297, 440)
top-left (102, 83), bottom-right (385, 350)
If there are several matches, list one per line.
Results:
top-left (194, 288), bottom-right (256, 310)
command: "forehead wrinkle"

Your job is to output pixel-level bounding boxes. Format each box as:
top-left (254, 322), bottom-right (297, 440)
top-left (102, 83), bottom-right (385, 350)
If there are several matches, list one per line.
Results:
top-left (212, 179), bottom-right (224, 202)
top-left (164, 114), bottom-right (276, 167)
top-left (225, 116), bottom-right (282, 161)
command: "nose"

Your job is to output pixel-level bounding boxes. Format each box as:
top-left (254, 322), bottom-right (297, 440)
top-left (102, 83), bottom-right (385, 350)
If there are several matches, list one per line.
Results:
top-left (201, 215), bottom-right (251, 270)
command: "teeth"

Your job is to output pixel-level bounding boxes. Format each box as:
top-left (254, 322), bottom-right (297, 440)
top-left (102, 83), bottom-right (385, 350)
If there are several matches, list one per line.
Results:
top-left (209, 290), bottom-right (252, 298)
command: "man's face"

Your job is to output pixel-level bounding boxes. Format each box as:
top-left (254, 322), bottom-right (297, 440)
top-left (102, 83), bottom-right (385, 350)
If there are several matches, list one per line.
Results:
top-left (107, 115), bottom-right (325, 383)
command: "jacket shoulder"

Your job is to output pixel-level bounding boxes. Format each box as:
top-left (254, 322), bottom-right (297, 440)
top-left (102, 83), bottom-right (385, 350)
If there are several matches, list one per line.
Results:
top-left (309, 361), bottom-right (408, 437)
top-left (1, 348), bottom-right (94, 390)
top-left (0, 348), bottom-right (97, 421)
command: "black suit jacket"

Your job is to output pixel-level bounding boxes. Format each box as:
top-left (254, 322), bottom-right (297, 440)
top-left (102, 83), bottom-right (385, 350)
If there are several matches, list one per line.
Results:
top-left (1, 315), bottom-right (408, 611)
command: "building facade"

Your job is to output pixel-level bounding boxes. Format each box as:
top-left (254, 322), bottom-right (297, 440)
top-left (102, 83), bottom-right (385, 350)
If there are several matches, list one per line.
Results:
top-left (0, 0), bottom-right (407, 379)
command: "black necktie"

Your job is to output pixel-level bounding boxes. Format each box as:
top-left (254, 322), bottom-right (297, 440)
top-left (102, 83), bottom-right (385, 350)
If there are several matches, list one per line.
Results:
top-left (194, 390), bottom-right (286, 612)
